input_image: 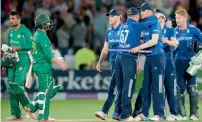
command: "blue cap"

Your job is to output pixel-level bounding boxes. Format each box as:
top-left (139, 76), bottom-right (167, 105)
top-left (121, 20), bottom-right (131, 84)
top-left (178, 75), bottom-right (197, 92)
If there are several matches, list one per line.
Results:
top-left (106, 9), bottom-right (121, 16)
top-left (140, 2), bottom-right (153, 11)
top-left (166, 16), bottom-right (175, 21)
top-left (127, 7), bottom-right (139, 15)
top-left (155, 9), bottom-right (168, 19)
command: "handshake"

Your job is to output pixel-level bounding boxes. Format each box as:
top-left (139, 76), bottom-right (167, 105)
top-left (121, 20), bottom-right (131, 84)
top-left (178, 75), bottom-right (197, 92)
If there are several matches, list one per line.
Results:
top-left (187, 50), bottom-right (202, 76)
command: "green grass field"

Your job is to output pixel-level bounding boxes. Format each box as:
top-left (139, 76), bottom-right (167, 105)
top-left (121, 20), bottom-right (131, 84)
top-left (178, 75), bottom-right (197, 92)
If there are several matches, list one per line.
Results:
top-left (1, 70), bottom-right (202, 122)
top-left (1, 99), bottom-right (202, 122)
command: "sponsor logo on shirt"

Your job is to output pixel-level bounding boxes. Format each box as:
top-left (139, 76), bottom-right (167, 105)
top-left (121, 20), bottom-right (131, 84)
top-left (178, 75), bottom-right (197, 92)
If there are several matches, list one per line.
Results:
top-left (108, 39), bottom-right (120, 43)
top-left (119, 43), bottom-right (131, 48)
top-left (177, 36), bottom-right (193, 41)
top-left (10, 40), bottom-right (19, 44)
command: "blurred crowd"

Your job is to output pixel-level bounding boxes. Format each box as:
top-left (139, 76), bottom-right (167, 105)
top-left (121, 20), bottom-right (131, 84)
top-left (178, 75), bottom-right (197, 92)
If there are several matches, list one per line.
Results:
top-left (1, 0), bottom-right (202, 70)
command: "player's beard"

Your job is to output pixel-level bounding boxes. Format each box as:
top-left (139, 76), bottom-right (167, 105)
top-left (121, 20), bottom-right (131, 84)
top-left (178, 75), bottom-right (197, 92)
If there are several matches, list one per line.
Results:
top-left (11, 23), bottom-right (18, 27)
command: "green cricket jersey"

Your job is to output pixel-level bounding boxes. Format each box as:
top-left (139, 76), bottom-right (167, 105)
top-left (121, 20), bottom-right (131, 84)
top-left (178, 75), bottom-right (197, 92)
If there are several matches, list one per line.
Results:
top-left (7, 24), bottom-right (32, 60)
top-left (32, 29), bottom-right (54, 70)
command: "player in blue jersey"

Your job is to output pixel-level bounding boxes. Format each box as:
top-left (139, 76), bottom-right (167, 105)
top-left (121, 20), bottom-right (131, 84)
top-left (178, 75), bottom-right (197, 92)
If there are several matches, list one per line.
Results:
top-left (112, 7), bottom-right (155, 121)
top-left (175, 9), bottom-right (202, 121)
top-left (155, 9), bottom-right (179, 121)
top-left (95, 9), bottom-right (122, 120)
top-left (131, 2), bottom-right (166, 121)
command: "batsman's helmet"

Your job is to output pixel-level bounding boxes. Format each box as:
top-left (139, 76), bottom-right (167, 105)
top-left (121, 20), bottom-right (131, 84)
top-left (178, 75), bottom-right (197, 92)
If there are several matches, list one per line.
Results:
top-left (35, 14), bottom-right (53, 31)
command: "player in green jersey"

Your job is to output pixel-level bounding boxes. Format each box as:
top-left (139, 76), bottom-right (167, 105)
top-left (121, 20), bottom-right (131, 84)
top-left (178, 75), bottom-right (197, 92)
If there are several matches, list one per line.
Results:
top-left (25, 14), bottom-right (68, 122)
top-left (3, 11), bottom-right (35, 121)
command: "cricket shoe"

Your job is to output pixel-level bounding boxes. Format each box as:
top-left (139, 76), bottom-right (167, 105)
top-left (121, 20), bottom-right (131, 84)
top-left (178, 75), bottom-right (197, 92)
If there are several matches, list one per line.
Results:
top-left (177, 115), bottom-right (187, 120)
top-left (166, 115), bottom-right (179, 121)
top-left (134, 113), bottom-right (149, 121)
top-left (38, 117), bottom-right (56, 122)
top-left (24, 106), bottom-right (37, 120)
top-left (95, 111), bottom-right (107, 120)
top-left (112, 112), bottom-right (120, 120)
top-left (120, 116), bottom-right (134, 121)
top-left (132, 110), bottom-right (139, 118)
top-left (6, 116), bottom-right (23, 121)
top-left (190, 115), bottom-right (199, 121)
top-left (149, 115), bottom-right (162, 121)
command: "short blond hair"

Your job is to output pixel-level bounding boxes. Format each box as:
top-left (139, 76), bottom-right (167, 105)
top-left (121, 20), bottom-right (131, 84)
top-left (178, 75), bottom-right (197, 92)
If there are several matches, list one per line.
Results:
top-left (175, 9), bottom-right (188, 18)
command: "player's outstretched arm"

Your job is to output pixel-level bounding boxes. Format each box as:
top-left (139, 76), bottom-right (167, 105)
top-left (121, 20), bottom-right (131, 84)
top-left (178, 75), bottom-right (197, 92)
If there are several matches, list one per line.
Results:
top-left (96, 42), bottom-right (109, 72)
top-left (162, 28), bottom-right (178, 47)
top-left (137, 21), bottom-right (156, 31)
top-left (130, 34), bottom-right (159, 53)
top-left (40, 37), bottom-right (68, 71)
top-left (51, 57), bottom-right (68, 71)
top-left (162, 36), bottom-right (178, 47)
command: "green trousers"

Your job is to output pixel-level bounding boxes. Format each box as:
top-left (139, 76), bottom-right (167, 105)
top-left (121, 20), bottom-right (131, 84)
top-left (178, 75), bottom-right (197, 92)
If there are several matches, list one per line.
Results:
top-left (28, 62), bottom-right (53, 120)
top-left (7, 59), bottom-right (31, 118)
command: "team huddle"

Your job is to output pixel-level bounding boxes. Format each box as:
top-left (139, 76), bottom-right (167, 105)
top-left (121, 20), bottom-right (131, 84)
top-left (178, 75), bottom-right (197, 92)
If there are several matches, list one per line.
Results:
top-left (95, 2), bottom-right (202, 122)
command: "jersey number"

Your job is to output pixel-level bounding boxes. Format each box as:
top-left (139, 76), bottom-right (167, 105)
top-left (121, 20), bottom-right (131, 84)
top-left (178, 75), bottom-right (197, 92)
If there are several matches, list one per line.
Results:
top-left (120, 30), bottom-right (129, 44)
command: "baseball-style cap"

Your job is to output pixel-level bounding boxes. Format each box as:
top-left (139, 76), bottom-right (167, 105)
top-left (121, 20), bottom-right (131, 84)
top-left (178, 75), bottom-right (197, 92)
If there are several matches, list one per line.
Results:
top-left (166, 16), bottom-right (175, 21)
top-left (127, 7), bottom-right (139, 15)
top-left (140, 2), bottom-right (153, 11)
top-left (155, 9), bottom-right (168, 19)
top-left (106, 9), bottom-right (121, 16)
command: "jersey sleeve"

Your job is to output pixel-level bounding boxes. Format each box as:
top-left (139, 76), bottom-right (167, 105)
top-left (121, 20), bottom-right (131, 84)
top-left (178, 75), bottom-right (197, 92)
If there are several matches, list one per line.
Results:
top-left (39, 35), bottom-right (54, 61)
top-left (19, 29), bottom-right (32, 50)
top-left (194, 27), bottom-right (202, 41)
top-left (151, 23), bottom-right (161, 34)
top-left (169, 28), bottom-right (176, 38)
top-left (136, 20), bottom-right (156, 31)
top-left (7, 29), bottom-right (12, 46)
top-left (105, 30), bottom-right (109, 42)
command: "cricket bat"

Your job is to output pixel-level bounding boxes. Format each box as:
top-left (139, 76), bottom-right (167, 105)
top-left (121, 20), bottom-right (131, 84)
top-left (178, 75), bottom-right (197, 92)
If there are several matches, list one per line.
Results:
top-left (25, 51), bottom-right (34, 88)
top-left (25, 63), bottom-right (33, 88)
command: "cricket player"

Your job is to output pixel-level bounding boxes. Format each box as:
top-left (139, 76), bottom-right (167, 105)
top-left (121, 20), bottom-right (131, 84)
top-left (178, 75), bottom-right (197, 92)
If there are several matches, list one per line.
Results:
top-left (131, 2), bottom-right (166, 121)
top-left (113, 7), bottom-right (155, 121)
top-left (95, 9), bottom-right (122, 120)
top-left (155, 9), bottom-right (179, 121)
top-left (175, 9), bottom-right (202, 120)
top-left (25, 14), bottom-right (68, 122)
top-left (3, 11), bottom-right (34, 121)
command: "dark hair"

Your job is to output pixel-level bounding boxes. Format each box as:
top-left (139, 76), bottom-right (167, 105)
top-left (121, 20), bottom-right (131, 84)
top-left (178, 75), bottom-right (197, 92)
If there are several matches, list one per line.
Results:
top-left (9, 11), bottom-right (21, 19)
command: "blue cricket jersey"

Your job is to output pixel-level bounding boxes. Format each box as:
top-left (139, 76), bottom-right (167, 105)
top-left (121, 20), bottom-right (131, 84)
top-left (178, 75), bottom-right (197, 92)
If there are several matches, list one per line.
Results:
top-left (118, 18), bottom-right (155, 58)
top-left (175, 24), bottom-right (202, 60)
top-left (106, 24), bottom-right (122, 64)
top-left (141, 15), bottom-right (164, 56)
top-left (162, 25), bottom-right (176, 59)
